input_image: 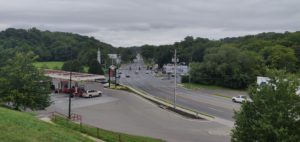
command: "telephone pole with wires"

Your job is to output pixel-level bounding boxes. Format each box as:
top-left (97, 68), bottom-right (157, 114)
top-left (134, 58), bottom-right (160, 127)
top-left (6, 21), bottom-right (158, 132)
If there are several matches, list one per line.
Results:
top-left (189, 57), bottom-right (192, 86)
top-left (172, 49), bottom-right (178, 109)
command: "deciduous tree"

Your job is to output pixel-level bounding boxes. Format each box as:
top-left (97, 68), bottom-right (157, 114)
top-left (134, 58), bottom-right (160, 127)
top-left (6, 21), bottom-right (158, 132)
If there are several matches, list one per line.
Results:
top-left (232, 71), bottom-right (300, 142)
top-left (0, 52), bottom-right (51, 110)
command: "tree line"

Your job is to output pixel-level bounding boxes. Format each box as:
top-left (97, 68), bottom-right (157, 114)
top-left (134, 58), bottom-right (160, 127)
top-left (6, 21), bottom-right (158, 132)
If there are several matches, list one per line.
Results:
top-left (0, 27), bottom-right (136, 110)
top-left (0, 28), bottom-right (135, 74)
top-left (138, 32), bottom-right (300, 89)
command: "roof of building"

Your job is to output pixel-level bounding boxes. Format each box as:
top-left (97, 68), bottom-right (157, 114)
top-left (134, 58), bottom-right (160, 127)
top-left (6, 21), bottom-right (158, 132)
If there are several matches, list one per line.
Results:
top-left (44, 69), bottom-right (106, 81)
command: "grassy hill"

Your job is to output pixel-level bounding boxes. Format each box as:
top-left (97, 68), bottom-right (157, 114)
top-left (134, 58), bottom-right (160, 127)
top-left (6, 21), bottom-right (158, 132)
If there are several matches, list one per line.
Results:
top-left (33, 61), bottom-right (89, 72)
top-left (0, 107), bottom-right (93, 142)
top-left (33, 61), bottom-right (64, 70)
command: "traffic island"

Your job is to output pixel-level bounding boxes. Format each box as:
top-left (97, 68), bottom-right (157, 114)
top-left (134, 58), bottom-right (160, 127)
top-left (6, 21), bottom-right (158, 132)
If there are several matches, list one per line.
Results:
top-left (121, 84), bottom-right (214, 120)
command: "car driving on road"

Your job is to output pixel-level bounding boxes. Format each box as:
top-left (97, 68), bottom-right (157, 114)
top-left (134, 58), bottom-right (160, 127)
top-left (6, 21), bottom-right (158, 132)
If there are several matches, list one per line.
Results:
top-left (232, 95), bottom-right (252, 103)
top-left (82, 90), bottom-right (102, 98)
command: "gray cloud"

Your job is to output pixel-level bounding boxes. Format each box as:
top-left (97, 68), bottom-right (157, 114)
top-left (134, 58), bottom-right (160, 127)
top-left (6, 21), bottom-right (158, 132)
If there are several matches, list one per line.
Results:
top-left (0, 0), bottom-right (299, 47)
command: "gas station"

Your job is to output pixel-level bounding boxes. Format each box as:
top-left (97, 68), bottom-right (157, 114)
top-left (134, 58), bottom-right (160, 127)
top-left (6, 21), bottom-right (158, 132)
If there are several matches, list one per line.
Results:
top-left (44, 69), bottom-right (106, 97)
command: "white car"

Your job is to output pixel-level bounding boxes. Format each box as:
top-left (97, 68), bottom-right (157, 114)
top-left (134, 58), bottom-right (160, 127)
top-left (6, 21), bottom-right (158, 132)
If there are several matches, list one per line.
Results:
top-left (82, 90), bottom-right (102, 98)
top-left (232, 95), bottom-right (252, 103)
top-left (103, 83), bottom-right (109, 88)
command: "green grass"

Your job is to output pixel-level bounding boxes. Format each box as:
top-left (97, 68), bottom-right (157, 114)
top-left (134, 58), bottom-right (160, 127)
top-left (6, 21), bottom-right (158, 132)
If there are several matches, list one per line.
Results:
top-left (143, 59), bottom-right (154, 67)
top-left (83, 66), bottom-right (89, 73)
top-left (52, 116), bottom-right (165, 142)
top-left (33, 62), bottom-right (89, 73)
top-left (33, 61), bottom-right (64, 70)
top-left (110, 85), bottom-right (134, 92)
top-left (182, 83), bottom-right (242, 91)
top-left (0, 107), bottom-right (93, 142)
top-left (211, 93), bottom-right (232, 99)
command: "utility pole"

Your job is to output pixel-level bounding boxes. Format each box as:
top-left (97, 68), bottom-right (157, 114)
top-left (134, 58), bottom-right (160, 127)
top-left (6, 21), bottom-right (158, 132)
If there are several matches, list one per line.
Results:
top-left (68, 71), bottom-right (72, 119)
top-left (189, 57), bottom-right (192, 86)
top-left (115, 68), bottom-right (117, 87)
top-left (174, 49), bottom-right (177, 109)
top-left (68, 50), bottom-right (73, 119)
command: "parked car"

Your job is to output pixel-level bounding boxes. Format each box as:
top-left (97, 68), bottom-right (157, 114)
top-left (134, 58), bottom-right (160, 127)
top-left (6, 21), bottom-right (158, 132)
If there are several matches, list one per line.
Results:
top-left (82, 90), bottom-right (102, 98)
top-left (126, 74), bottom-right (130, 78)
top-left (103, 83), bottom-right (109, 88)
top-left (232, 95), bottom-right (252, 103)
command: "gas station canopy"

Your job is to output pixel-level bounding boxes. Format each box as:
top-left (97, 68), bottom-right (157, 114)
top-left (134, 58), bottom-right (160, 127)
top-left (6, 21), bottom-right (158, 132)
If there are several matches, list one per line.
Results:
top-left (44, 69), bottom-right (106, 82)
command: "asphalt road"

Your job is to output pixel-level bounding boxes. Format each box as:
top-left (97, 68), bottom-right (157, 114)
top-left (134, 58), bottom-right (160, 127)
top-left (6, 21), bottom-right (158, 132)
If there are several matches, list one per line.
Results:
top-left (38, 88), bottom-right (231, 142)
top-left (119, 61), bottom-right (241, 122)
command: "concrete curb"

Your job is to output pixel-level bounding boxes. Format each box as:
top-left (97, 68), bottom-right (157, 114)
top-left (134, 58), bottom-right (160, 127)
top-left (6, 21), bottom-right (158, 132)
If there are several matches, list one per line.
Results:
top-left (121, 84), bottom-right (214, 121)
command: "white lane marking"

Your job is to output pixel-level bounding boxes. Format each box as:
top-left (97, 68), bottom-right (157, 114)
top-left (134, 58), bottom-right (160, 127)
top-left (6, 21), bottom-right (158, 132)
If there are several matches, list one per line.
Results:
top-left (208, 107), bottom-right (224, 113)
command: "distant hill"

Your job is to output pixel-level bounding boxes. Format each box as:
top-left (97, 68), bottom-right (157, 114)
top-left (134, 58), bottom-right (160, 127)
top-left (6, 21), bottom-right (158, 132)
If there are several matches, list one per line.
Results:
top-left (0, 28), bottom-right (116, 63)
top-left (137, 31), bottom-right (300, 89)
top-left (0, 107), bottom-right (93, 142)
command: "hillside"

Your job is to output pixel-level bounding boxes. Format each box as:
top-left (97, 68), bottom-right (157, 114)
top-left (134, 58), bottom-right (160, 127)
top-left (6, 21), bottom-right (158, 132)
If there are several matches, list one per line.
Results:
top-left (0, 28), bottom-right (136, 65)
top-left (138, 31), bottom-right (300, 89)
top-left (0, 28), bottom-right (117, 64)
top-left (0, 107), bottom-right (93, 142)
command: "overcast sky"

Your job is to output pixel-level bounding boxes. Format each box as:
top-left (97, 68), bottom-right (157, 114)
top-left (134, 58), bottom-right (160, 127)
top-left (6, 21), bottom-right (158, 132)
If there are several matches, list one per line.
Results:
top-left (0, 0), bottom-right (299, 47)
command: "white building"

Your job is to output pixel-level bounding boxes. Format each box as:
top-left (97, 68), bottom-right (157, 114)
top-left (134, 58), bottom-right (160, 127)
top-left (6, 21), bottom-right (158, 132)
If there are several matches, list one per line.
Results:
top-left (257, 76), bottom-right (271, 86)
top-left (97, 48), bottom-right (101, 64)
top-left (257, 76), bottom-right (300, 95)
top-left (163, 64), bottom-right (174, 74)
top-left (163, 64), bottom-right (189, 75)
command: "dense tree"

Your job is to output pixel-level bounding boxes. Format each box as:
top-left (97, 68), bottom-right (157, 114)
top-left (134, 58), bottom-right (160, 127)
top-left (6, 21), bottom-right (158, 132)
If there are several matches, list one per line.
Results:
top-left (191, 46), bottom-right (264, 89)
top-left (261, 45), bottom-right (297, 72)
top-left (88, 59), bottom-right (104, 75)
top-left (141, 45), bottom-right (156, 61)
top-left (154, 45), bottom-right (173, 68)
top-left (117, 47), bottom-right (135, 63)
top-left (62, 60), bottom-right (84, 72)
top-left (0, 52), bottom-right (51, 110)
top-left (2, 28), bottom-right (300, 89)
top-left (135, 32), bottom-right (300, 88)
top-left (232, 71), bottom-right (300, 141)
top-left (0, 28), bottom-right (117, 64)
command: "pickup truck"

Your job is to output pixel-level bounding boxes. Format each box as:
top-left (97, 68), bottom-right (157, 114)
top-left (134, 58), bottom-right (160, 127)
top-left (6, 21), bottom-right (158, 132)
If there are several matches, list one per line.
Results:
top-left (232, 95), bottom-right (252, 103)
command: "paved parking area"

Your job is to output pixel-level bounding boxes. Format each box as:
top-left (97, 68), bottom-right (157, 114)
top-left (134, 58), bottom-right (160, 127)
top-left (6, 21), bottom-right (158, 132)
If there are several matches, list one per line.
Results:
top-left (38, 85), bottom-right (231, 142)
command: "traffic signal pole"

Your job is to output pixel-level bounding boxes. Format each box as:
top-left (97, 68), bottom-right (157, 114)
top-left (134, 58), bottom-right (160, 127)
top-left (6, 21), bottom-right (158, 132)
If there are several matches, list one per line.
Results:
top-left (108, 68), bottom-right (111, 88)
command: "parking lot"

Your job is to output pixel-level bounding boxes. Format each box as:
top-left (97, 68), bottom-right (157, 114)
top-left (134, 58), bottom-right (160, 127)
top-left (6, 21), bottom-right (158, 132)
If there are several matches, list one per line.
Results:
top-left (38, 83), bottom-right (231, 142)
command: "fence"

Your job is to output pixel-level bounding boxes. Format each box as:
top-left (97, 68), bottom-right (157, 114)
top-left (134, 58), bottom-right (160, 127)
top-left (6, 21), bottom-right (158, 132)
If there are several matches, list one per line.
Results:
top-left (50, 111), bottom-right (162, 142)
